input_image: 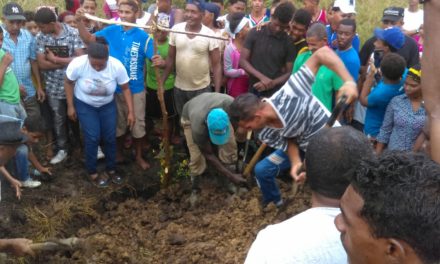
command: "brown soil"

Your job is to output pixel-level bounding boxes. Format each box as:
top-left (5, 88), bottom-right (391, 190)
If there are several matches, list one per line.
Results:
top-left (0, 142), bottom-right (310, 264)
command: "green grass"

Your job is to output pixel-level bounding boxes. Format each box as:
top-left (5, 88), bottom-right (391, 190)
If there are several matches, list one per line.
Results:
top-left (6, 0), bottom-right (409, 43)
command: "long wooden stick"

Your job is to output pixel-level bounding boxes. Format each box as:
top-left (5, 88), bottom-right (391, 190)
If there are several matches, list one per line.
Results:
top-left (153, 38), bottom-right (171, 187)
top-left (84, 14), bottom-right (229, 41)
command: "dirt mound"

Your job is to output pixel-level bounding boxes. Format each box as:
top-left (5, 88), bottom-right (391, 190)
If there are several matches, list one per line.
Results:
top-left (0, 147), bottom-right (310, 263)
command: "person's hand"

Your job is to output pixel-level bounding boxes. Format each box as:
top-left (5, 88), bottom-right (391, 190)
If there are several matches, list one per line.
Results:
top-left (45, 48), bottom-right (57, 64)
top-left (260, 76), bottom-right (274, 90)
top-left (151, 55), bottom-right (165, 68)
top-left (253, 81), bottom-right (267, 91)
top-left (67, 105), bottom-right (77, 121)
top-left (9, 179), bottom-right (22, 200)
top-left (229, 173), bottom-right (246, 184)
top-left (1, 52), bottom-right (13, 68)
top-left (3, 238), bottom-right (34, 257)
top-left (127, 111), bottom-right (135, 131)
top-left (39, 167), bottom-right (52, 176)
top-left (36, 88), bottom-right (46, 102)
top-left (19, 85), bottom-right (27, 99)
top-left (339, 81), bottom-right (358, 104)
top-left (75, 7), bottom-right (86, 21)
top-left (290, 162), bottom-right (306, 183)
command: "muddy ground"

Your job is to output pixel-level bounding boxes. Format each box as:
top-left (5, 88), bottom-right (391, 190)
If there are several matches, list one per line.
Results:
top-left (0, 139), bottom-right (311, 264)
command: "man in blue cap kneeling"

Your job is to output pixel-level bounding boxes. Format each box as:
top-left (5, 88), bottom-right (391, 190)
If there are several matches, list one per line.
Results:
top-left (181, 92), bottom-right (246, 205)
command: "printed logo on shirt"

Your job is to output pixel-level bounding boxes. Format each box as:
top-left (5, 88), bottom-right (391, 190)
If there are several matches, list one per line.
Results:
top-left (84, 78), bottom-right (108, 96)
top-left (129, 42), bottom-right (140, 81)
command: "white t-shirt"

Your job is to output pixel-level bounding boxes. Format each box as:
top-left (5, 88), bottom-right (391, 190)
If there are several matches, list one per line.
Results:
top-left (169, 22), bottom-right (219, 90)
top-left (245, 207), bottom-right (347, 264)
top-left (403, 8), bottom-right (424, 31)
top-left (66, 55), bottom-right (129, 108)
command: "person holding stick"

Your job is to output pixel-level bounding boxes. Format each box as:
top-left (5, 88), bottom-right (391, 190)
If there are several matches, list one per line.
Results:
top-left (229, 46), bottom-right (358, 208)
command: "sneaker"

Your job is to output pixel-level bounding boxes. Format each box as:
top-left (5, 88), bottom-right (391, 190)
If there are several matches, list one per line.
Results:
top-left (21, 179), bottom-right (41, 188)
top-left (97, 147), bottom-right (105, 160)
top-left (50, 150), bottom-right (68, 165)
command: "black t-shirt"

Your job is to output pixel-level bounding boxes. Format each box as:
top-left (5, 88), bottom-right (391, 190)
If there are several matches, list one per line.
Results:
top-left (359, 35), bottom-right (420, 67)
top-left (244, 25), bottom-right (296, 96)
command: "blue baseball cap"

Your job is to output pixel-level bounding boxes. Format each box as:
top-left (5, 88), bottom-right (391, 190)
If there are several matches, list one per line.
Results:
top-left (187, 0), bottom-right (205, 12)
top-left (207, 108), bottom-right (230, 146)
top-left (374, 27), bottom-right (405, 50)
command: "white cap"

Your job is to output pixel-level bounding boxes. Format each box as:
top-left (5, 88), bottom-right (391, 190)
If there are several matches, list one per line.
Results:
top-left (334, 0), bottom-right (356, 14)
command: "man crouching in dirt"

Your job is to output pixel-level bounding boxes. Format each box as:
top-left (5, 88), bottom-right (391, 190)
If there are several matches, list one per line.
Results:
top-left (0, 115), bottom-right (34, 257)
top-left (229, 46), bottom-right (358, 208)
top-left (181, 93), bottom-right (246, 206)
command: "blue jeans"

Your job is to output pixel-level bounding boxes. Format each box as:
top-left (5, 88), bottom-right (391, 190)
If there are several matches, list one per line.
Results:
top-left (74, 98), bottom-right (116, 174)
top-left (14, 144), bottom-right (30, 181)
top-left (254, 149), bottom-right (291, 205)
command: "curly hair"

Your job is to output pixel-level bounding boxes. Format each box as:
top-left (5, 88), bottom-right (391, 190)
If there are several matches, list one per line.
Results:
top-left (351, 151), bottom-right (440, 264)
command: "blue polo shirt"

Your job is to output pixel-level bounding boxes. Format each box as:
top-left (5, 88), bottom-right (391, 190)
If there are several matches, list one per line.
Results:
top-left (95, 25), bottom-right (153, 94)
top-left (336, 47), bottom-right (360, 81)
top-left (364, 69), bottom-right (407, 137)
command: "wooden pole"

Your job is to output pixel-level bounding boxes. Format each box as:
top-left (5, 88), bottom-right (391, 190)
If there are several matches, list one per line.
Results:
top-left (152, 37), bottom-right (172, 187)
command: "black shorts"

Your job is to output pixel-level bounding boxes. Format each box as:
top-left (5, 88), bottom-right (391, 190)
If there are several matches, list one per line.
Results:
top-left (145, 87), bottom-right (176, 119)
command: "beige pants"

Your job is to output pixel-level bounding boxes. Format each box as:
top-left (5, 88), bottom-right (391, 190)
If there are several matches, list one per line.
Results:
top-left (181, 117), bottom-right (237, 176)
top-left (115, 91), bottom-right (146, 138)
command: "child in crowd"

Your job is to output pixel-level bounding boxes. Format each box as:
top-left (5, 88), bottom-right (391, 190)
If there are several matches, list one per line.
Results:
top-left (145, 20), bottom-right (179, 144)
top-left (22, 116), bottom-right (53, 180)
top-left (360, 53), bottom-right (407, 141)
top-left (59, 11), bottom-right (77, 28)
top-left (24, 11), bottom-right (39, 36)
top-left (224, 12), bottom-right (250, 98)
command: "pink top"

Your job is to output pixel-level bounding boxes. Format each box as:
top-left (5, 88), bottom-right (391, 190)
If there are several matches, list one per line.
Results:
top-left (316, 9), bottom-right (328, 25)
top-left (103, 0), bottom-right (119, 19)
top-left (223, 41), bottom-right (249, 98)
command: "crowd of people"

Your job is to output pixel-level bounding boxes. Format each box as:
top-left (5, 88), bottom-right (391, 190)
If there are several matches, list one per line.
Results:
top-left (0, 0), bottom-right (439, 261)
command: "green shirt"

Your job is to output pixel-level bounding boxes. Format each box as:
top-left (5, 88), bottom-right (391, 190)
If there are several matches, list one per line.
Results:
top-left (146, 37), bottom-right (175, 90)
top-left (0, 49), bottom-right (20, 104)
top-left (312, 66), bottom-right (343, 111)
top-left (292, 50), bottom-right (342, 110)
top-left (292, 51), bottom-right (312, 73)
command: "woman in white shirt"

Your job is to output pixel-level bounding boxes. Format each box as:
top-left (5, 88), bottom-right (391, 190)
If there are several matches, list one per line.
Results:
top-left (65, 38), bottom-right (134, 187)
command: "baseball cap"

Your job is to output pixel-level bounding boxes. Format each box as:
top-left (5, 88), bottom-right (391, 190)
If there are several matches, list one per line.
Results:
top-left (207, 108), bottom-right (230, 146)
top-left (382, 7), bottom-right (404, 22)
top-left (374, 27), bottom-right (405, 50)
top-left (0, 115), bottom-right (27, 145)
top-left (333, 0), bottom-right (356, 14)
top-left (2, 2), bottom-right (26, 21)
top-left (187, 0), bottom-right (206, 12)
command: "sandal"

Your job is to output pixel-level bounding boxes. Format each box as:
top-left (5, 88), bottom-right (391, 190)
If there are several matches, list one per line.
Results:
top-left (90, 173), bottom-right (109, 188)
top-left (107, 170), bottom-right (124, 185)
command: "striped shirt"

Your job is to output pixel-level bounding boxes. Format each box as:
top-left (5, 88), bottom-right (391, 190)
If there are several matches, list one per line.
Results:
top-left (258, 65), bottom-right (330, 151)
top-left (1, 28), bottom-right (37, 100)
top-left (36, 23), bottom-right (85, 99)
